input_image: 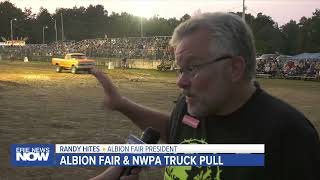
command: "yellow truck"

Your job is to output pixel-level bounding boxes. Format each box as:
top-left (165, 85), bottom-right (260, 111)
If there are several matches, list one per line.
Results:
top-left (52, 53), bottom-right (96, 74)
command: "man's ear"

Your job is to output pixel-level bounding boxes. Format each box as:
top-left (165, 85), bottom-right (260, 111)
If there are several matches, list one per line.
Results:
top-left (231, 56), bottom-right (246, 82)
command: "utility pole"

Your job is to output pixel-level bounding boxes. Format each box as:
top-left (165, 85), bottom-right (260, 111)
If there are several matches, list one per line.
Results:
top-left (242, 0), bottom-right (246, 21)
top-left (54, 19), bottom-right (58, 43)
top-left (10, 19), bottom-right (13, 42)
top-left (10, 18), bottom-right (17, 45)
top-left (61, 12), bottom-right (64, 41)
top-left (140, 16), bottom-right (143, 37)
top-left (42, 26), bottom-right (48, 44)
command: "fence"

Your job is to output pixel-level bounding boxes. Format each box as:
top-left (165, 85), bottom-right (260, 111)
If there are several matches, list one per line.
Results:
top-left (0, 54), bottom-right (165, 70)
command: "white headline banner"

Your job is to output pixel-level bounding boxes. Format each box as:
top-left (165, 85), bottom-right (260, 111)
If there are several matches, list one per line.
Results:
top-left (55, 144), bottom-right (264, 154)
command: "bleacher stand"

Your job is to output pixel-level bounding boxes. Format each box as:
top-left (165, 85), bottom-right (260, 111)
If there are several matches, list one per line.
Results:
top-left (0, 36), bottom-right (174, 61)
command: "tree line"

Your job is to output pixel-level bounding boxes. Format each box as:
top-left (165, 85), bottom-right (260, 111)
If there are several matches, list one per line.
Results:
top-left (0, 1), bottom-right (319, 55)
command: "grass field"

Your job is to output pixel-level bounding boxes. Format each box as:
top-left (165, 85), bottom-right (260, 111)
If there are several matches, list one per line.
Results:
top-left (0, 61), bottom-right (319, 180)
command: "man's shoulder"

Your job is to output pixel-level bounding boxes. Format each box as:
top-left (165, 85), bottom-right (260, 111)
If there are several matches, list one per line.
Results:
top-left (167, 95), bottom-right (187, 144)
top-left (254, 88), bottom-right (317, 135)
top-left (255, 89), bottom-right (306, 119)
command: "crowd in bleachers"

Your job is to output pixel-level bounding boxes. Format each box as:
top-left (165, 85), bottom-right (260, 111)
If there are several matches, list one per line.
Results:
top-left (1, 37), bottom-right (320, 79)
top-left (256, 59), bottom-right (320, 78)
top-left (0, 36), bottom-right (174, 60)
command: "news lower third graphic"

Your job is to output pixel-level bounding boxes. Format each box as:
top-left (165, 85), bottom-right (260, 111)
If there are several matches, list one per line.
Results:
top-left (11, 144), bottom-right (55, 166)
top-left (11, 144), bottom-right (264, 167)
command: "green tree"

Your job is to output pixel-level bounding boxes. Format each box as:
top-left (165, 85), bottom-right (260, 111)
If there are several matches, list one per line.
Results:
top-left (281, 20), bottom-right (300, 54)
top-left (180, 14), bottom-right (191, 22)
top-left (0, 1), bottom-right (26, 41)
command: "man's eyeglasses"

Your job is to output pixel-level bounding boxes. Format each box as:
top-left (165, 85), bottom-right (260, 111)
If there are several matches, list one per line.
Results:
top-left (176, 55), bottom-right (232, 78)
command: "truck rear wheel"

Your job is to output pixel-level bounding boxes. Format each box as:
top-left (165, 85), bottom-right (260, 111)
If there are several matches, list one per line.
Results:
top-left (56, 66), bottom-right (62, 73)
top-left (71, 66), bottom-right (77, 74)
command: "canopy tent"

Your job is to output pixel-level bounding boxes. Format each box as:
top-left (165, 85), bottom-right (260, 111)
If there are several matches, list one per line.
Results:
top-left (291, 53), bottom-right (320, 60)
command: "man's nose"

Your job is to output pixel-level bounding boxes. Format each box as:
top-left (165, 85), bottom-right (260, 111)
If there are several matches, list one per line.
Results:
top-left (177, 74), bottom-right (191, 89)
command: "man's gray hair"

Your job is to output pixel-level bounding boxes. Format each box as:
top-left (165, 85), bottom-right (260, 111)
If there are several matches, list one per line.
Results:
top-left (170, 12), bottom-right (256, 80)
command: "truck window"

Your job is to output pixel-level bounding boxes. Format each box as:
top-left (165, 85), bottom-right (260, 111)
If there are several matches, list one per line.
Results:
top-left (71, 55), bottom-right (86, 59)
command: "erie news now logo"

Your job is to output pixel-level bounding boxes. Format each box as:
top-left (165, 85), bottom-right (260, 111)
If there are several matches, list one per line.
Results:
top-left (11, 144), bottom-right (55, 166)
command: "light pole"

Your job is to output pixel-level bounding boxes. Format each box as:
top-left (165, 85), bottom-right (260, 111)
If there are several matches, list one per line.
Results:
top-left (10, 18), bottom-right (17, 44)
top-left (140, 16), bottom-right (143, 37)
top-left (42, 26), bottom-right (48, 44)
top-left (61, 12), bottom-right (64, 41)
top-left (242, 0), bottom-right (246, 21)
top-left (54, 19), bottom-right (58, 43)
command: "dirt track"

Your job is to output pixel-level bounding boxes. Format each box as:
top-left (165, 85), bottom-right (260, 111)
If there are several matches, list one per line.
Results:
top-left (0, 61), bottom-right (179, 180)
top-left (0, 61), bottom-right (319, 180)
